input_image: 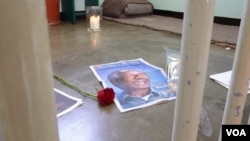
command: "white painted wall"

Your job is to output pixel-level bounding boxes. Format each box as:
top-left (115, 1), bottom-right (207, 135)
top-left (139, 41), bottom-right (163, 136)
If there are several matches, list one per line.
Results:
top-left (71, 0), bottom-right (244, 19)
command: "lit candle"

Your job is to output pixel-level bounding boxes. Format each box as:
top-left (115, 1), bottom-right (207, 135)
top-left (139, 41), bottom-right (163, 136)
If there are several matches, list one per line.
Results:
top-left (90, 15), bottom-right (100, 30)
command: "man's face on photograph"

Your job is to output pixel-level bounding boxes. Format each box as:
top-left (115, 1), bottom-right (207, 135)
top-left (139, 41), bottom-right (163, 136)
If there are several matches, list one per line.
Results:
top-left (122, 70), bottom-right (150, 90)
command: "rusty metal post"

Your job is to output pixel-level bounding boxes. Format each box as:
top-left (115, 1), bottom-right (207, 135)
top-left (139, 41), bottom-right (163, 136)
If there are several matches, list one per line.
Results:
top-left (0, 0), bottom-right (59, 141)
top-left (219, 0), bottom-right (250, 140)
top-left (171, 0), bottom-right (216, 141)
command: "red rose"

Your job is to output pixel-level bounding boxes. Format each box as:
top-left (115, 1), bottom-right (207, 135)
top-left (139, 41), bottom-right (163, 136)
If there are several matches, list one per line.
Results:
top-left (97, 87), bottom-right (115, 106)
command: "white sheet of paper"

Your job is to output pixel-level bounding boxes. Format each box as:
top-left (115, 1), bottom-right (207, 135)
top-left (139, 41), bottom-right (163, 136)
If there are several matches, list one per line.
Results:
top-left (209, 70), bottom-right (250, 94)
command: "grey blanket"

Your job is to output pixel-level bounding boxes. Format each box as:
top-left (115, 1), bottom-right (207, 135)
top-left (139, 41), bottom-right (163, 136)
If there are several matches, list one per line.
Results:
top-left (102, 0), bottom-right (153, 18)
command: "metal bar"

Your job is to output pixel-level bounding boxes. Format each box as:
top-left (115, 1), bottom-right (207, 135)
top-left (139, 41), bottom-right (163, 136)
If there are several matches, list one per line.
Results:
top-left (219, 0), bottom-right (250, 140)
top-left (248, 114), bottom-right (250, 124)
top-left (171, 0), bottom-right (216, 141)
top-left (221, 0), bottom-right (250, 124)
top-left (0, 0), bottom-right (59, 141)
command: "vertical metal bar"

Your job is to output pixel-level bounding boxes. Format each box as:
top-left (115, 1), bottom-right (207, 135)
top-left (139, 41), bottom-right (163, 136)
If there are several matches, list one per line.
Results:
top-left (248, 114), bottom-right (250, 124)
top-left (219, 0), bottom-right (250, 140)
top-left (0, 0), bottom-right (59, 141)
top-left (221, 0), bottom-right (250, 124)
top-left (171, 0), bottom-right (216, 141)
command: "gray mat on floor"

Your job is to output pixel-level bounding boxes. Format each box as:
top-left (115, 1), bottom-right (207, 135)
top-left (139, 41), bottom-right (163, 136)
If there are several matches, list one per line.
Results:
top-left (104, 14), bottom-right (239, 49)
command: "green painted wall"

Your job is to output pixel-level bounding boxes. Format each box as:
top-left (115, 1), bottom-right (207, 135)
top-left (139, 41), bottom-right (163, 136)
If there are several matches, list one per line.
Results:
top-left (214, 0), bottom-right (244, 18)
top-left (71, 0), bottom-right (244, 19)
top-left (147, 0), bottom-right (244, 19)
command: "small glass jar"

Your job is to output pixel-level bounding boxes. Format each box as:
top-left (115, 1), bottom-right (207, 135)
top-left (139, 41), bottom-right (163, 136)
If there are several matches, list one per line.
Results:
top-left (86, 6), bottom-right (103, 31)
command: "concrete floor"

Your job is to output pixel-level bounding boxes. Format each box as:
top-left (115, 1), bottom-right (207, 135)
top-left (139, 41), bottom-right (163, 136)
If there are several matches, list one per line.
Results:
top-left (49, 18), bottom-right (250, 141)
